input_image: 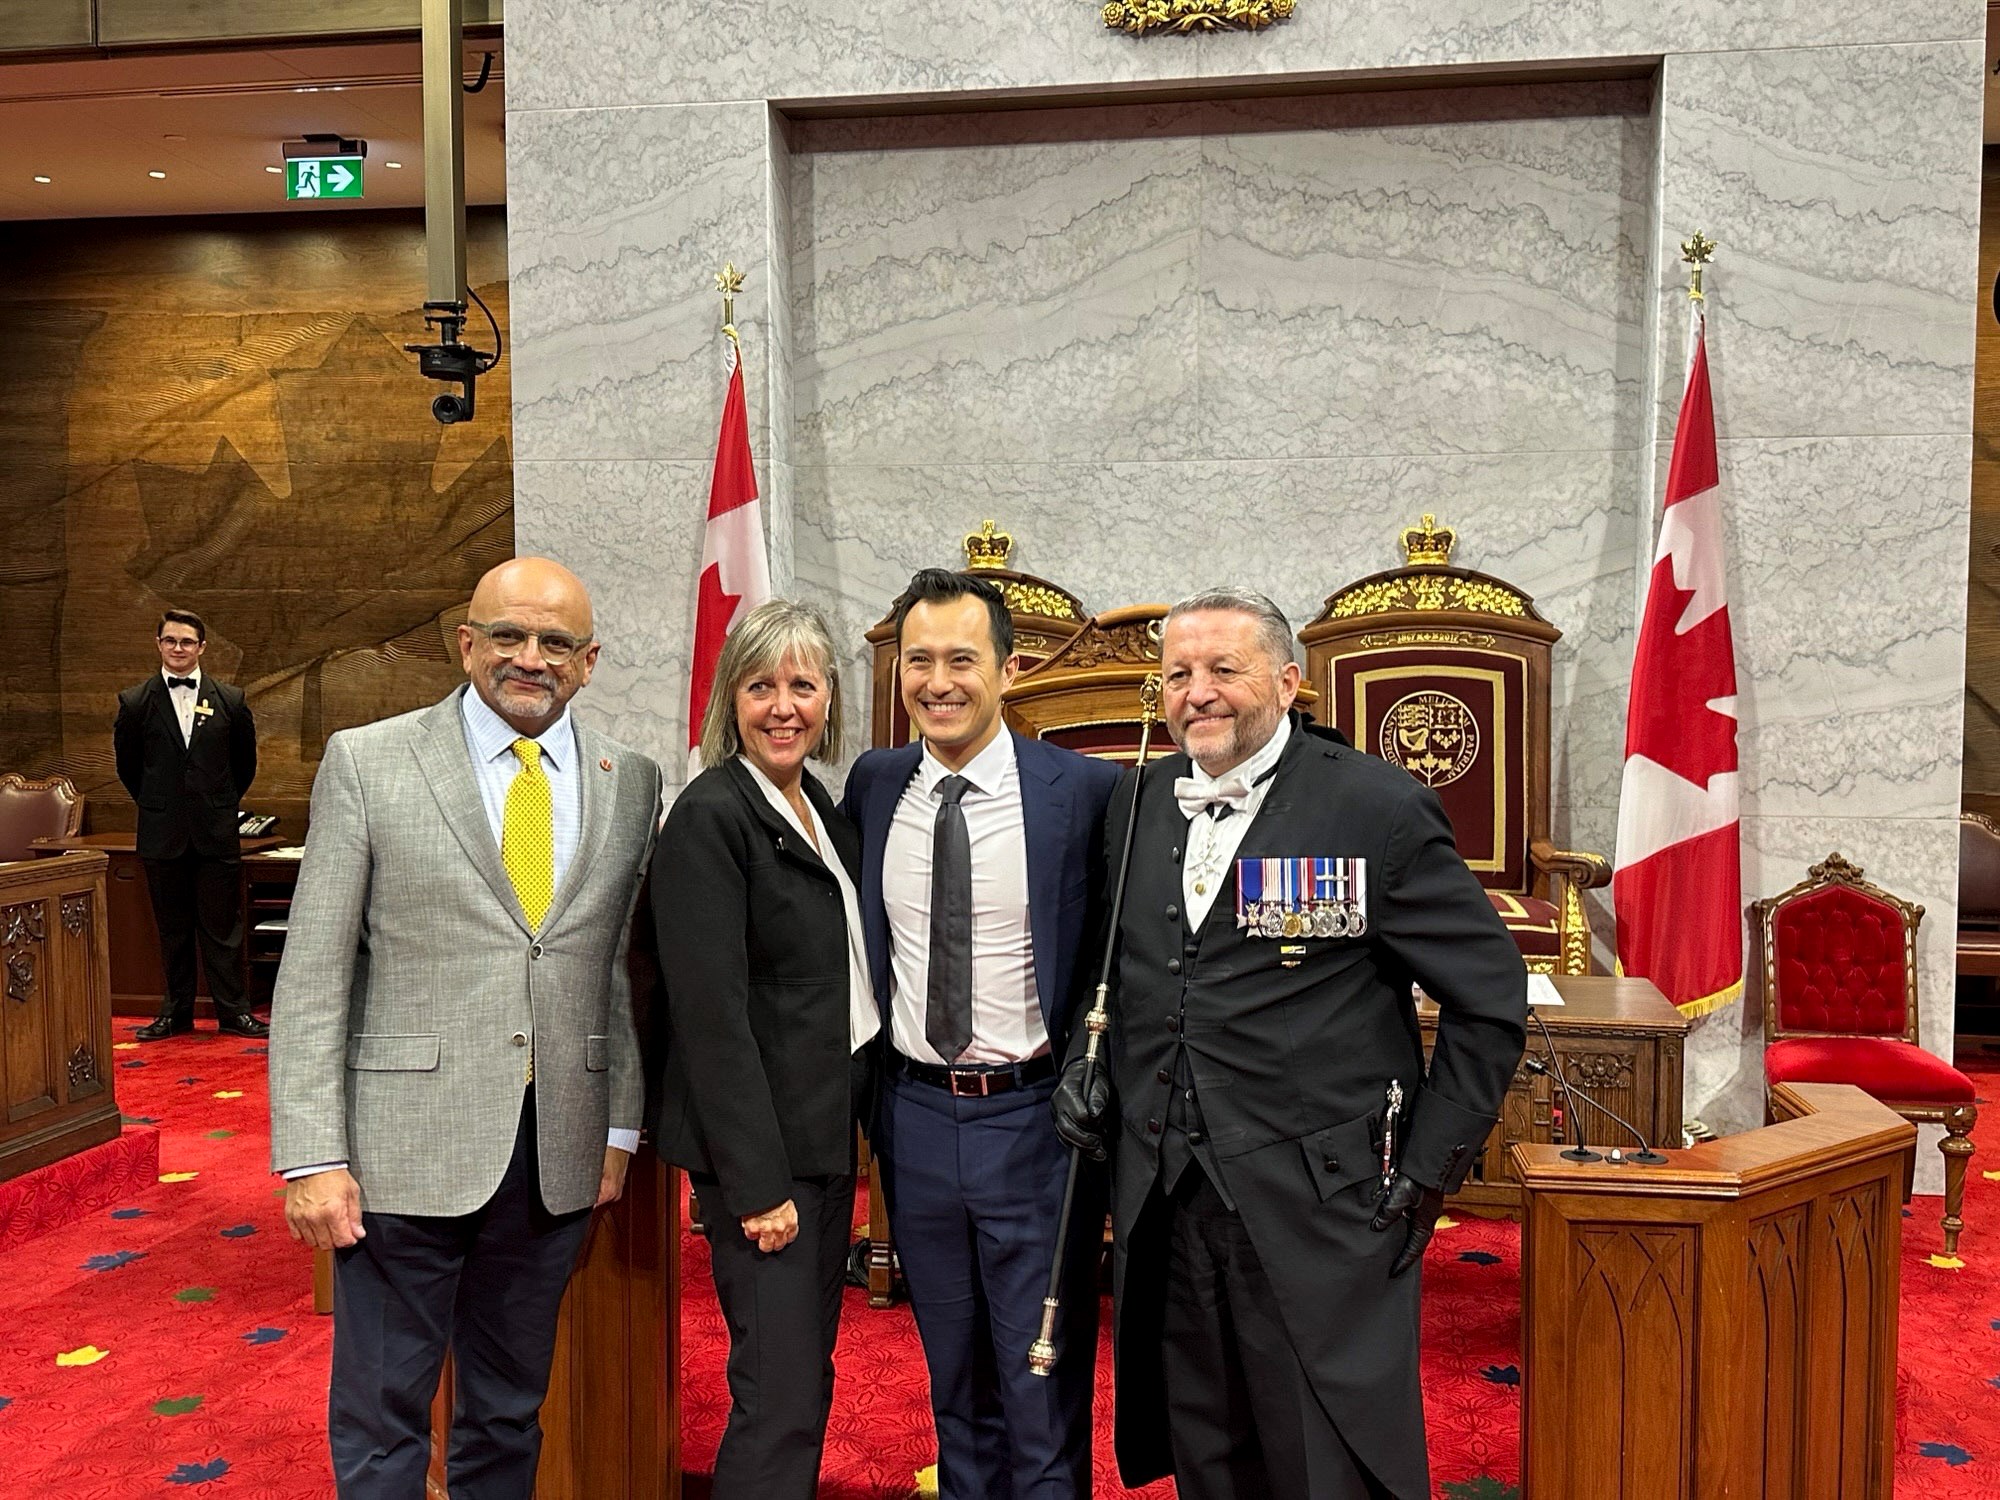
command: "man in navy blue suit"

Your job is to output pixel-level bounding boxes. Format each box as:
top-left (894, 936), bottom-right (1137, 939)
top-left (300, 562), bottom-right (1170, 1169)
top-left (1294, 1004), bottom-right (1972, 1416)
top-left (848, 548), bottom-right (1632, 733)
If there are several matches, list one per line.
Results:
top-left (843, 568), bottom-right (1121, 1500)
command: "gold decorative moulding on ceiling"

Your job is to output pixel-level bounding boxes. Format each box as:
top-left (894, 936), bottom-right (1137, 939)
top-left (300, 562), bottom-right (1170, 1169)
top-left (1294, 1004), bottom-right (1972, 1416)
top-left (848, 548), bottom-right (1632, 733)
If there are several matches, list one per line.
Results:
top-left (1101, 0), bottom-right (1297, 36)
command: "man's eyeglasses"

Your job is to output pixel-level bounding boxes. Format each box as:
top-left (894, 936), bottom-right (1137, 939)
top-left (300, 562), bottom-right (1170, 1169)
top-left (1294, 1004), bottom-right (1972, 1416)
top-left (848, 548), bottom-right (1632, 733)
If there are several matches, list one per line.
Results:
top-left (158, 636), bottom-right (201, 650)
top-left (466, 620), bottom-right (593, 666)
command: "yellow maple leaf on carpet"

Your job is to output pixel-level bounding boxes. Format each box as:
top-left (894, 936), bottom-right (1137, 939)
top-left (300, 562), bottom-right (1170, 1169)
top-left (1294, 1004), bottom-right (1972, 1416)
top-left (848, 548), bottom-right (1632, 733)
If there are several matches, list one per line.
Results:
top-left (159, 1171), bottom-right (199, 1183)
top-left (56, 1345), bottom-right (108, 1366)
top-left (1928, 1254), bottom-right (1965, 1270)
top-left (915, 1463), bottom-right (939, 1496)
top-left (1982, 1169), bottom-right (2000, 1182)
top-left (113, 1042), bottom-right (138, 1051)
top-left (1434, 1216), bottom-right (1458, 1230)
top-left (213, 1090), bottom-right (244, 1100)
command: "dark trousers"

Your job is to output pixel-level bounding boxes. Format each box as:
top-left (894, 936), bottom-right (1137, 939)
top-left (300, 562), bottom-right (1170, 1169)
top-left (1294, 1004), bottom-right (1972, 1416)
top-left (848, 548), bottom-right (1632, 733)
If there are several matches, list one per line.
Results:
top-left (875, 1069), bottom-right (1099, 1500)
top-left (1163, 1167), bottom-right (1391, 1500)
top-left (696, 1170), bottom-right (853, 1499)
top-left (328, 1090), bottom-right (590, 1500)
top-left (142, 851), bottom-right (249, 1022)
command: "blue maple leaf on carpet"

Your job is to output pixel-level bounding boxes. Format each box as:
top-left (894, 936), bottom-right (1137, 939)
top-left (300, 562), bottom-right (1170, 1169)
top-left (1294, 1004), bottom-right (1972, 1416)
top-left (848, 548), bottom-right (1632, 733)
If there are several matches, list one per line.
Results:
top-left (1441, 1480), bottom-right (1519, 1500)
top-left (219, 1224), bottom-right (256, 1239)
top-left (120, 1059), bottom-right (147, 1069)
top-left (240, 1045), bottom-right (267, 1056)
top-left (241, 1327), bottom-right (286, 1345)
top-left (1458, 1251), bottom-right (1501, 1266)
top-left (1480, 1364), bottom-right (1521, 1386)
top-left (110, 1208), bottom-right (149, 1220)
top-left (176, 1077), bottom-right (201, 1086)
top-left (1918, 1443), bottom-right (1972, 1467)
top-left (166, 1458), bottom-right (230, 1484)
top-left (122, 1115), bottom-right (160, 1125)
top-left (1989, 1375), bottom-right (2000, 1390)
top-left (0, 1396), bottom-right (12, 1413)
top-left (82, 1250), bottom-right (146, 1272)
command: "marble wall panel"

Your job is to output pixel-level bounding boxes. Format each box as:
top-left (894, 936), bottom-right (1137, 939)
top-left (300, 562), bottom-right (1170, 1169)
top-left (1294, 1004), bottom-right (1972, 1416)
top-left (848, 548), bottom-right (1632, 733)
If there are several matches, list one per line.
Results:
top-left (504, 0), bottom-right (1983, 114)
top-left (512, 459), bottom-right (712, 774)
top-left (1653, 43), bottom-right (1983, 444)
top-left (1720, 434), bottom-right (1969, 824)
top-left (790, 108), bottom-right (1204, 467)
top-left (507, 101), bottom-right (778, 464)
top-left (1196, 85), bottom-right (1653, 460)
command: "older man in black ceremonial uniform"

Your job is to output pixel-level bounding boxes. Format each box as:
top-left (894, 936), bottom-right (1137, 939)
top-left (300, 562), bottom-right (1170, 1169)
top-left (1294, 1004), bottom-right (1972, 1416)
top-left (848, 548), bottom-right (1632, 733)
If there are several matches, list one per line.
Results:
top-left (1054, 586), bottom-right (1527, 1500)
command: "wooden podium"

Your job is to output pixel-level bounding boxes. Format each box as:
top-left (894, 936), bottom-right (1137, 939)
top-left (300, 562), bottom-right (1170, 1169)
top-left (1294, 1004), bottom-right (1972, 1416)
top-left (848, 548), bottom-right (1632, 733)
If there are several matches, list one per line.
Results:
top-left (1513, 1082), bottom-right (1912, 1500)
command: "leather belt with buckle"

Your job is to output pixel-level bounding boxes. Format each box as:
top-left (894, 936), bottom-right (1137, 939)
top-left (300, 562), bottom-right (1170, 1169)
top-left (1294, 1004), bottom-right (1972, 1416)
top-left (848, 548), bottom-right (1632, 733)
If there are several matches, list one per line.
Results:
top-left (894, 1052), bottom-right (1058, 1097)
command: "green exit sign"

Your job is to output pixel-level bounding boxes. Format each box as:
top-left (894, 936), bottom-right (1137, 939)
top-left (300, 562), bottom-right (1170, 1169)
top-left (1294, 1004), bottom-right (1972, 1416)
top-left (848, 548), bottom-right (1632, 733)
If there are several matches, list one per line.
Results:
top-left (286, 156), bottom-right (363, 201)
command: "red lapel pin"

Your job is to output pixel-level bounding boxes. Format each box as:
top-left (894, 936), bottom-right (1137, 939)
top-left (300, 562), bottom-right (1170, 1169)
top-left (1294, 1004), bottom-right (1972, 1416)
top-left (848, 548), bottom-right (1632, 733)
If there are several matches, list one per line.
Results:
top-left (599, 758), bottom-right (613, 772)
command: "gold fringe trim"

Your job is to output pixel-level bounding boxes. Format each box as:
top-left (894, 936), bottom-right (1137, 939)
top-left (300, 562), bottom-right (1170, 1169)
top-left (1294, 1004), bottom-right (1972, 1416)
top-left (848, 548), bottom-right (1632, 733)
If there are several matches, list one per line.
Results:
top-left (1609, 962), bottom-right (1742, 1020)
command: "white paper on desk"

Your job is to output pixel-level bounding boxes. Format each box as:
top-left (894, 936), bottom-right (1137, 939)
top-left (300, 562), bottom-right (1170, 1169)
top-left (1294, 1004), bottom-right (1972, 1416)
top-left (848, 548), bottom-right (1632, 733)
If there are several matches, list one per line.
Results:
top-left (1527, 974), bottom-right (1565, 1007)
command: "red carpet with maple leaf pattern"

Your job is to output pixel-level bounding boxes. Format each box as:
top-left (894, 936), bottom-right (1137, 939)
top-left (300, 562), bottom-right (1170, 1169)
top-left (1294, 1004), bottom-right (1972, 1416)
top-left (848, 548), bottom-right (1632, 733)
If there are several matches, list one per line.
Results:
top-left (0, 1024), bottom-right (1994, 1498)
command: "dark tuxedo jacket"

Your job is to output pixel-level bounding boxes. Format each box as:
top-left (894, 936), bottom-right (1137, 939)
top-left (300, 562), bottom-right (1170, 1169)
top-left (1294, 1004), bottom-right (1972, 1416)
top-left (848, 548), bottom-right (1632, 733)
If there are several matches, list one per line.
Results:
top-left (1098, 715), bottom-right (1527, 1497)
top-left (647, 758), bottom-right (870, 1220)
top-left (113, 673), bottom-right (258, 860)
top-left (841, 730), bottom-right (1123, 1068)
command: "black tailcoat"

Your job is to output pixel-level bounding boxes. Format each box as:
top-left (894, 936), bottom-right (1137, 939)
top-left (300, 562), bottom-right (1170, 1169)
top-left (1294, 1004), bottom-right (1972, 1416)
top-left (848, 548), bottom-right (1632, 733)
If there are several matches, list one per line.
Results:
top-left (113, 674), bottom-right (258, 859)
top-left (1097, 716), bottom-right (1527, 1497)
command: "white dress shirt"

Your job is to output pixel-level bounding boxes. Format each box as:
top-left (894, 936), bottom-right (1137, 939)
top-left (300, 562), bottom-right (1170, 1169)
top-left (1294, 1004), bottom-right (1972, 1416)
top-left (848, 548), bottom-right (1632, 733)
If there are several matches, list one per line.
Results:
top-left (1182, 716), bottom-right (1291, 930)
top-left (883, 731), bottom-right (1047, 1066)
top-left (738, 756), bottom-right (882, 1054)
top-left (162, 665), bottom-right (201, 744)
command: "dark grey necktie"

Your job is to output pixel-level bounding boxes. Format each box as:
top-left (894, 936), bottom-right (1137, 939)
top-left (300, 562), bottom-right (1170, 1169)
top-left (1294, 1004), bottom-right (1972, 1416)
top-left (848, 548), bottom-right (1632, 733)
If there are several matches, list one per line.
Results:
top-left (926, 774), bottom-right (974, 1062)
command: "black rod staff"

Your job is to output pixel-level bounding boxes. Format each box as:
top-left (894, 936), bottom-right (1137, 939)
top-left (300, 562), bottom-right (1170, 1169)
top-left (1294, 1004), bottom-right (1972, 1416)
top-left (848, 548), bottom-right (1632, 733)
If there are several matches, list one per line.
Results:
top-left (1029, 671), bottom-right (1162, 1377)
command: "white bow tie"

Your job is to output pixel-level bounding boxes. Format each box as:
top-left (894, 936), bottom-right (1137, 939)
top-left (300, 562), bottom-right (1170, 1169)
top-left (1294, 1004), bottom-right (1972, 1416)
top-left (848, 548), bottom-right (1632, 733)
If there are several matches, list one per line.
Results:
top-left (1175, 775), bottom-right (1252, 821)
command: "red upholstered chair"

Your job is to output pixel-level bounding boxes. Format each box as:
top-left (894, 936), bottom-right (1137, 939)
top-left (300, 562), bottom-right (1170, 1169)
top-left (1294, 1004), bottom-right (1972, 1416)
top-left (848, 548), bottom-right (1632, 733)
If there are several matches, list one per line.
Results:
top-left (1755, 852), bottom-right (1978, 1255)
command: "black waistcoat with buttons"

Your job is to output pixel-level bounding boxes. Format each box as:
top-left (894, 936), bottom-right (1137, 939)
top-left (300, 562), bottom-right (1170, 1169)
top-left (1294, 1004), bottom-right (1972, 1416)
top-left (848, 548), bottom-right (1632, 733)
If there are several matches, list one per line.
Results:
top-left (1095, 715), bottom-right (1529, 1495)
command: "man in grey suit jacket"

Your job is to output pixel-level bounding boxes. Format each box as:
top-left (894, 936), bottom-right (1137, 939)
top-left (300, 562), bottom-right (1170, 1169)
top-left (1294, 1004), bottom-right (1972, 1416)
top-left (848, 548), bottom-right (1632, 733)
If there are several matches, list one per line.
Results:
top-left (269, 558), bottom-right (662, 1499)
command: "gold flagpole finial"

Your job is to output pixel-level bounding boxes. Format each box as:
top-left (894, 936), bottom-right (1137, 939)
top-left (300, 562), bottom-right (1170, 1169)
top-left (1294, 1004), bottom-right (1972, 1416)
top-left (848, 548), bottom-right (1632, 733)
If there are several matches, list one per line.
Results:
top-left (1679, 232), bottom-right (1716, 304)
top-left (715, 262), bottom-right (746, 342)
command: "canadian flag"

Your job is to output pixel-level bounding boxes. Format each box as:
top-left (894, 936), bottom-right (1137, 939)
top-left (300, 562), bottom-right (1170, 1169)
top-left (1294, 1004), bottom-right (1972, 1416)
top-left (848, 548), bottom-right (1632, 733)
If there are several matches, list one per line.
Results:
top-left (1613, 315), bottom-right (1743, 1018)
top-left (685, 333), bottom-right (771, 778)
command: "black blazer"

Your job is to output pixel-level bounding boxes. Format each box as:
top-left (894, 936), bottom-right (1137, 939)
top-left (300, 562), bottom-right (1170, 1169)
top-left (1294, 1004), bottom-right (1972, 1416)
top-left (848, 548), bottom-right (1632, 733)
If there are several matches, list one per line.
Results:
top-left (1100, 715), bottom-right (1527, 1495)
top-left (647, 758), bottom-right (868, 1220)
top-left (112, 674), bottom-right (258, 860)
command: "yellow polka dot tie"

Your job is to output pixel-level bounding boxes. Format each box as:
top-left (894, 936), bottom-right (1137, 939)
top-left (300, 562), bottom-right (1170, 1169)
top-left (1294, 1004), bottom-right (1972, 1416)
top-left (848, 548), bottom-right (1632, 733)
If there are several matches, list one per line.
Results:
top-left (503, 737), bottom-right (555, 931)
top-left (503, 739), bottom-right (553, 1085)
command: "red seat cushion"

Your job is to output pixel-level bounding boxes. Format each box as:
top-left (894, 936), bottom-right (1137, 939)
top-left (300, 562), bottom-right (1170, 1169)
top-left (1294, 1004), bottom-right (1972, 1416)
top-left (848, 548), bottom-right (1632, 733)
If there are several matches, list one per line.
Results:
top-left (1487, 892), bottom-right (1560, 963)
top-left (1764, 1036), bottom-right (1975, 1104)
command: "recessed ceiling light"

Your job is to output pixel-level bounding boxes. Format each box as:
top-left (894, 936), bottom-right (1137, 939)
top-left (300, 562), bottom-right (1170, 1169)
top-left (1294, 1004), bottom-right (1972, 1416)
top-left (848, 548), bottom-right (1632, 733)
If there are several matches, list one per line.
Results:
top-left (385, 161), bottom-right (403, 169)
top-left (33, 174), bottom-right (50, 184)
top-left (265, 165), bottom-right (282, 174)
top-left (163, 133), bottom-right (186, 142)
top-left (148, 170), bottom-right (166, 179)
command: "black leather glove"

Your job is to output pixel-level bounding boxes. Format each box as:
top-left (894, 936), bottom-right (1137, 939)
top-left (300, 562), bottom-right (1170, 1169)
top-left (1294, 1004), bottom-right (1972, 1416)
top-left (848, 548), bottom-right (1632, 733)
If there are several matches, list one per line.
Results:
top-left (1051, 1053), bottom-right (1113, 1162)
top-left (1370, 1172), bottom-right (1446, 1277)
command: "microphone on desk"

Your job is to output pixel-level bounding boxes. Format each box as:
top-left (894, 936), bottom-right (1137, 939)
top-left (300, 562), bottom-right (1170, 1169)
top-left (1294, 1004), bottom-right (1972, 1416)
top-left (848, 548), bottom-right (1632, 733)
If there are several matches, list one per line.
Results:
top-left (1525, 1010), bottom-right (1669, 1166)
top-left (1530, 1007), bottom-right (1600, 1163)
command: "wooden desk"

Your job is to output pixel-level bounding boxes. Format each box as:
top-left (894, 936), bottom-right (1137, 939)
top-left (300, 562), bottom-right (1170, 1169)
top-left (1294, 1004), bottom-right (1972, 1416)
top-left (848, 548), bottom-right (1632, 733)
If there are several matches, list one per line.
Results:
top-left (0, 852), bottom-right (118, 1181)
top-left (29, 834), bottom-right (285, 1016)
top-left (1515, 1083), bottom-right (1909, 1500)
top-left (1422, 975), bottom-right (1687, 1215)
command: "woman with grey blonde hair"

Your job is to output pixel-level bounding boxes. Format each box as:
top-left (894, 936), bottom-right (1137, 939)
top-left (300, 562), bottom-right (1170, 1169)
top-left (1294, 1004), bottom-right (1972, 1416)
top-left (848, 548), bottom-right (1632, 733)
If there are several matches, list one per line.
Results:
top-left (645, 598), bottom-right (879, 1498)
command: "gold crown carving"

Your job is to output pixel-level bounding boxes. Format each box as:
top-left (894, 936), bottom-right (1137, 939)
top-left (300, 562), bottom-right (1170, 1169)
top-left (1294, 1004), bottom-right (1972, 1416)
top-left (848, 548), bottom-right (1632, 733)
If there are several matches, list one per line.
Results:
top-left (1400, 514), bottom-right (1456, 567)
top-left (964, 519), bottom-right (1014, 571)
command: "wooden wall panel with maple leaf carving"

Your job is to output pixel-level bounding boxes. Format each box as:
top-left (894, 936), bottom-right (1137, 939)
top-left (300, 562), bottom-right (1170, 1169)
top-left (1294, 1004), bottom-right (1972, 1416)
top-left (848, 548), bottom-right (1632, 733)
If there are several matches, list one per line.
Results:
top-left (0, 207), bottom-right (513, 841)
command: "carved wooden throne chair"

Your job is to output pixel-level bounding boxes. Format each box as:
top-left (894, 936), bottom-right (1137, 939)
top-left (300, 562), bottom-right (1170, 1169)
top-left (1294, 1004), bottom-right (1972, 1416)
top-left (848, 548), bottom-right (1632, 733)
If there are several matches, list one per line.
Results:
top-left (1754, 852), bottom-right (1977, 1256)
top-left (1297, 515), bottom-right (1610, 974)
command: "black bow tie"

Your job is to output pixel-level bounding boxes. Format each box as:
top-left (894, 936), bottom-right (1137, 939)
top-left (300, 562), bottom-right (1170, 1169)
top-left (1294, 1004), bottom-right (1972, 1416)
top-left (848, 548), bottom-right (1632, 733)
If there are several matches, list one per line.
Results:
top-left (167, 676), bottom-right (197, 690)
